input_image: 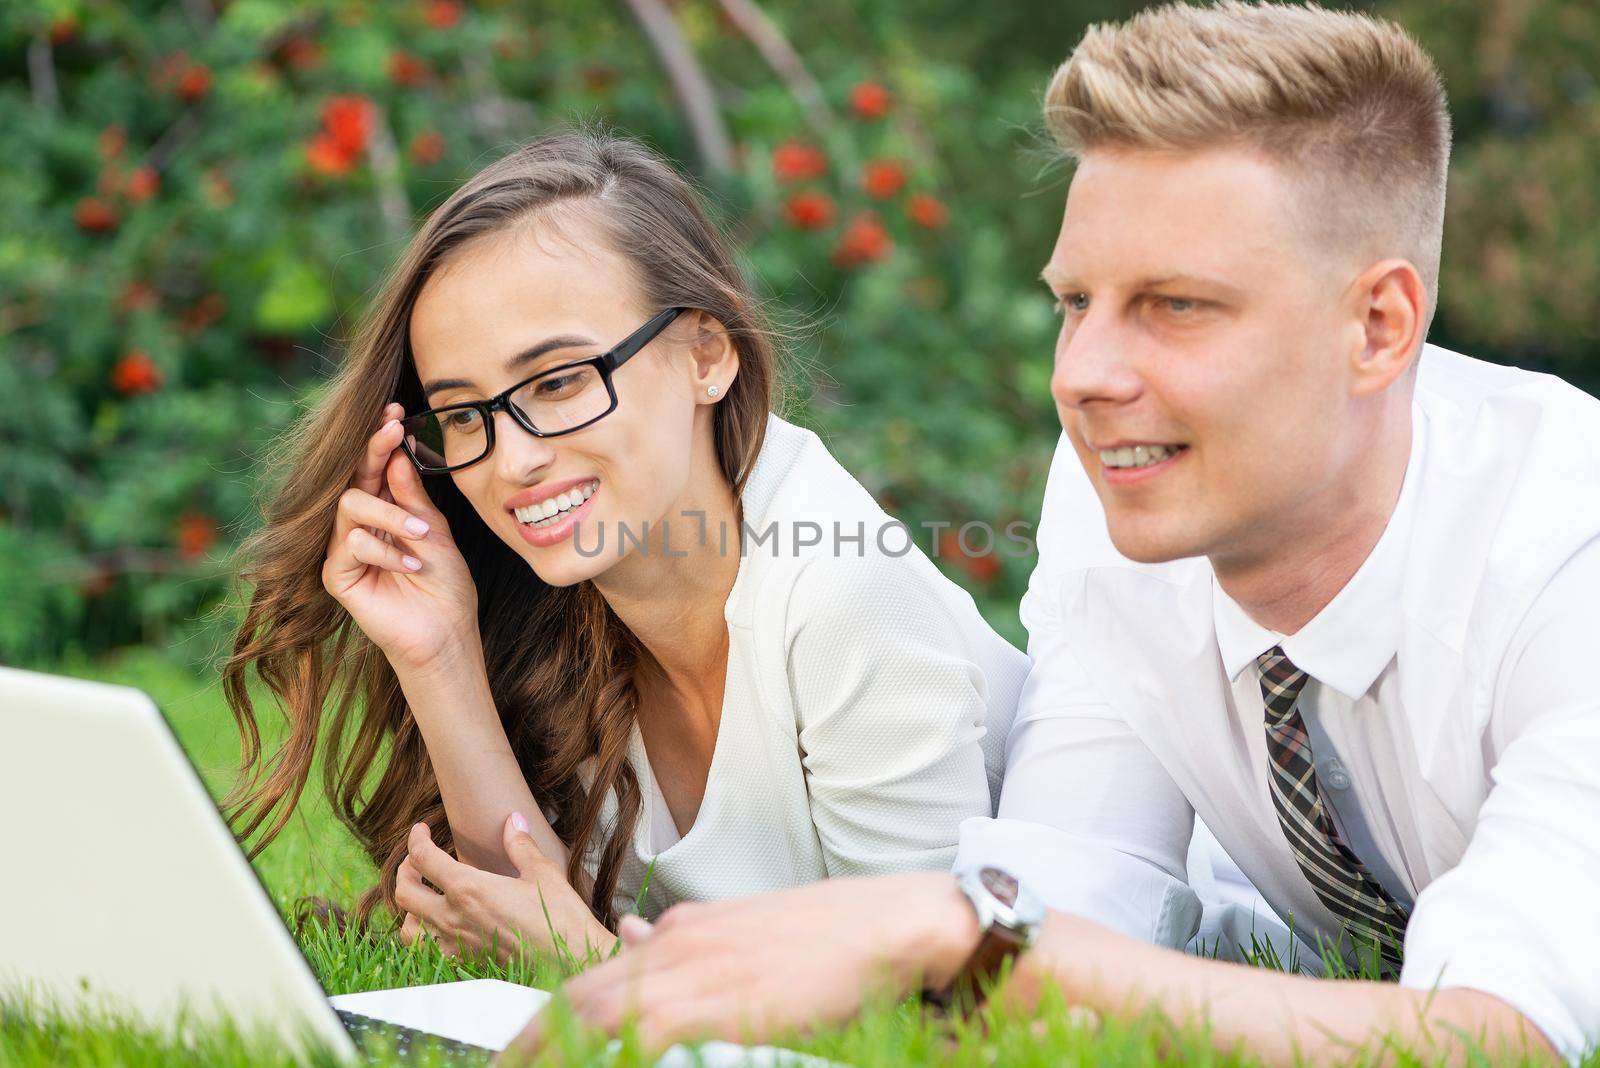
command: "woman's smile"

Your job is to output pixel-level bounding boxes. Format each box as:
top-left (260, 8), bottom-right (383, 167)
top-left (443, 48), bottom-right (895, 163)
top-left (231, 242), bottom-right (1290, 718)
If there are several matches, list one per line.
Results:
top-left (511, 480), bottom-right (601, 548)
top-left (508, 477), bottom-right (600, 525)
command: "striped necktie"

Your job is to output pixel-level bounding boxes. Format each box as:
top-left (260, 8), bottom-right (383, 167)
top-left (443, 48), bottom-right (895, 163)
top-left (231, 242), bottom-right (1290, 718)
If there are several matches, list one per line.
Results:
top-left (1257, 645), bottom-right (1408, 976)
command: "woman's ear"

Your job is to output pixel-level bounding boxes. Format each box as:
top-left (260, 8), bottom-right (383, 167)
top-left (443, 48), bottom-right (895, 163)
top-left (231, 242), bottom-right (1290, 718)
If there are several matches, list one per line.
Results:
top-left (684, 311), bottom-right (739, 402)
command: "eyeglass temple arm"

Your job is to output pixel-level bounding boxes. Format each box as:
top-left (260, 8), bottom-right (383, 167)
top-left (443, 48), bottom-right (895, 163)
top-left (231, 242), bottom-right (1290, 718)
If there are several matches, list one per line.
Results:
top-left (604, 306), bottom-right (686, 371)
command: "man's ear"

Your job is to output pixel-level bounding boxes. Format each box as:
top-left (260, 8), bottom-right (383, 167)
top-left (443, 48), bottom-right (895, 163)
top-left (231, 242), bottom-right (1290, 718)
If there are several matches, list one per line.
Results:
top-left (1347, 258), bottom-right (1426, 398)
top-left (684, 310), bottom-right (739, 402)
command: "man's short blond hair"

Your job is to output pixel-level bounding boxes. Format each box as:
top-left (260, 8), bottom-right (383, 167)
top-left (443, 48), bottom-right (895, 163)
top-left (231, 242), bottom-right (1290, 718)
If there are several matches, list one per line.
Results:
top-left (1045, 0), bottom-right (1451, 328)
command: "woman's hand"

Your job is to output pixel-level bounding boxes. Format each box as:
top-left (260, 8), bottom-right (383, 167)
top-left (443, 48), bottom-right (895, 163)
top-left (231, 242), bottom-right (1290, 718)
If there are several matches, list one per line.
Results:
top-left (321, 401), bottom-right (479, 671)
top-left (398, 814), bottom-right (618, 965)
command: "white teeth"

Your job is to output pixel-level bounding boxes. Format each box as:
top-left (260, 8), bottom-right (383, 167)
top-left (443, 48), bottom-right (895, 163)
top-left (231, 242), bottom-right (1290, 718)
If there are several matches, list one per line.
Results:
top-left (513, 480), bottom-right (600, 525)
top-left (1099, 444), bottom-right (1183, 469)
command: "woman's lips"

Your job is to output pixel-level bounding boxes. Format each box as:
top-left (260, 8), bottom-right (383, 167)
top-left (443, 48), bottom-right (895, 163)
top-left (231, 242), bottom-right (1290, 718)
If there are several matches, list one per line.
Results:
top-left (513, 486), bottom-right (599, 548)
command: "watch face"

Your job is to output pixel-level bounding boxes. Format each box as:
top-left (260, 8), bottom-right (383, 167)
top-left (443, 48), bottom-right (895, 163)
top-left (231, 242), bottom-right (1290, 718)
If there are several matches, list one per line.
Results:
top-left (979, 867), bottom-right (1019, 908)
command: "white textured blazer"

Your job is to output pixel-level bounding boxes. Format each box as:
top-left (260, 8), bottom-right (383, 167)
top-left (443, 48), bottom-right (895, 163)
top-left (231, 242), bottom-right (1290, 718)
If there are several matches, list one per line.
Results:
top-left (585, 412), bottom-right (1028, 920)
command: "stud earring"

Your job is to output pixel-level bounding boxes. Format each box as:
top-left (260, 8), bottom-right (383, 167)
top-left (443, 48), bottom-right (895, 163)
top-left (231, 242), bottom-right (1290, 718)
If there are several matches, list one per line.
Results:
top-left (706, 385), bottom-right (719, 397)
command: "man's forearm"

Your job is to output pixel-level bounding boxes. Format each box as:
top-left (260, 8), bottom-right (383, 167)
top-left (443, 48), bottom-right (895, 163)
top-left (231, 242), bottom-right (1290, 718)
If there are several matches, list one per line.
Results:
top-left (395, 640), bottom-right (570, 875)
top-left (1003, 911), bottom-right (1558, 1065)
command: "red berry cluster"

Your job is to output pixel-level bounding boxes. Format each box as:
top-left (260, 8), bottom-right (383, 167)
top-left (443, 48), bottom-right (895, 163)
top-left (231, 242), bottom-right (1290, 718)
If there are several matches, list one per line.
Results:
top-left (937, 529), bottom-right (1003, 585)
top-left (387, 50), bottom-right (432, 88)
top-left (74, 125), bottom-right (167, 235)
top-left (176, 511), bottom-right (220, 561)
top-left (410, 130), bottom-right (446, 167)
top-left (772, 80), bottom-right (948, 270)
top-left (424, 0), bottom-right (465, 30)
top-left (849, 80), bottom-right (892, 120)
top-left (277, 34), bottom-right (325, 72)
top-left (306, 95), bottom-right (376, 177)
top-left (154, 52), bottom-right (214, 103)
top-left (110, 350), bottom-right (162, 396)
top-left (832, 213), bottom-right (892, 268)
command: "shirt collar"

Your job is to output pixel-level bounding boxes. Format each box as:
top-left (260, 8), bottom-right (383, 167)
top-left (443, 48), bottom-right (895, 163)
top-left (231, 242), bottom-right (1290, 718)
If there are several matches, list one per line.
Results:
top-left (1213, 401), bottom-right (1426, 699)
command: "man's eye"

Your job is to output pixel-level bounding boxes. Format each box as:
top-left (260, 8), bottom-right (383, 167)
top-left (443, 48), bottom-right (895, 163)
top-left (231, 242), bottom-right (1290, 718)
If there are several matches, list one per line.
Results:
top-left (1158, 296), bottom-right (1198, 314)
top-left (1054, 292), bottom-right (1089, 314)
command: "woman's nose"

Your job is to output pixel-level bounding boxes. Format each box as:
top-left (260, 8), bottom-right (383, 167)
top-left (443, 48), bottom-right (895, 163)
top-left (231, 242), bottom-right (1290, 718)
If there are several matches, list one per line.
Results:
top-left (491, 408), bottom-right (557, 481)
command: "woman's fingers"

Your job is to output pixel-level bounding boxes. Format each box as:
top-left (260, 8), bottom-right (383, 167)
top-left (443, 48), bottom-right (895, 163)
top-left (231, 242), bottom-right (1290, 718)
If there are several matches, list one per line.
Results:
top-left (618, 914), bottom-right (655, 947)
top-left (396, 857), bottom-right (443, 919)
top-left (325, 425), bottom-right (432, 590)
top-left (403, 914), bottom-right (459, 958)
top-left (346, 527), bottom-right (423, 575)
top-left (354, 407), bottom-right (406, 499)
top-left (328, 404), bottom-right (409, 545)
top-left (338, 485), bottom-right (431, 545)
top-left (406, 822), bottom-right (463, 895)
top-left (325, 530), bottom-right (400, 597)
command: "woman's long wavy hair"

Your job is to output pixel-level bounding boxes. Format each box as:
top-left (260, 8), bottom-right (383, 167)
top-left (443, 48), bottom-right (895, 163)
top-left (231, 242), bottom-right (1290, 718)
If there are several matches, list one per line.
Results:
top-left (220, 129), bottom-right (777, 928)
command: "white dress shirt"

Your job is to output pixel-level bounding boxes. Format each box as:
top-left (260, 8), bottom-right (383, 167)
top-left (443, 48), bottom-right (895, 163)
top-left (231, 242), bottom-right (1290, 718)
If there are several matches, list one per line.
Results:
top-left (579, 412), bottom-right (1029, 918)
top-left (956, 342), bottom-right (1600, 1061)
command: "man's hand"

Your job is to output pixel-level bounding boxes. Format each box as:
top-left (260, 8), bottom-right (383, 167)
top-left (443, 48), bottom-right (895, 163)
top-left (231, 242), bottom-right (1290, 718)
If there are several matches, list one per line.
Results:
top-left (397, 814), bottom-right (616, 963)
top-left (498, 871), bottom-right (979, 1062)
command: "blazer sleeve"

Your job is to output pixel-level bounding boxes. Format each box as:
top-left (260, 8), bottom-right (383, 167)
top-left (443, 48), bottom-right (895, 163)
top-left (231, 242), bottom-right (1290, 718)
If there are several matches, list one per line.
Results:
top-left (784, 551), bottom-right (996, 877)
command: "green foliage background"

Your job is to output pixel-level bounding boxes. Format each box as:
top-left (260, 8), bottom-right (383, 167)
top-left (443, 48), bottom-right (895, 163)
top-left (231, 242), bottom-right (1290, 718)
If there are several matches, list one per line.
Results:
top-left (2, 0), bottom-right (1597, 667)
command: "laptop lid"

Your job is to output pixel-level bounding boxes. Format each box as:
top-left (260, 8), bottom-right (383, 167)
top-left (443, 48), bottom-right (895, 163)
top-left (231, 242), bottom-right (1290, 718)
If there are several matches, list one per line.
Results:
top-left (0, 665), bottom-right (357, 1059)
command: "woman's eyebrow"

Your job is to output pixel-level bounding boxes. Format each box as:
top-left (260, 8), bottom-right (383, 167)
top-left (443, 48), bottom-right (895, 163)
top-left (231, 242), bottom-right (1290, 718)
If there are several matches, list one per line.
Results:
top-left (422, 334), bottom-right (596, 398)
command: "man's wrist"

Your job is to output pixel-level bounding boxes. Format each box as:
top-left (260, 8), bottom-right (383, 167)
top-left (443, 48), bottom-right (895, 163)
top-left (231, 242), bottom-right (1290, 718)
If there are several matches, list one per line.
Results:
top-left (897, 872), bottom-right (982, 990)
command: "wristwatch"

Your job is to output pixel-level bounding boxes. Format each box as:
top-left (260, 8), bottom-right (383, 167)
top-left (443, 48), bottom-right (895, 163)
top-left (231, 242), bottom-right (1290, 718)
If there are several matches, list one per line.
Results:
top-left (923, 866), bottom-right (1046, 1016)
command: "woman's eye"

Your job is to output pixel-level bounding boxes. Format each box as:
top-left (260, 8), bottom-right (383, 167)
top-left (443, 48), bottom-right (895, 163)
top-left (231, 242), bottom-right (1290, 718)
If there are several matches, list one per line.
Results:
top-left (1054, 292), bottom-right (1089, 314)
top-left (1158, 296), bottom-right (1198, 314)
top-left (444, 409), bottom-right (481, 430)
top-left (534, 374), bottom-right (579, 397)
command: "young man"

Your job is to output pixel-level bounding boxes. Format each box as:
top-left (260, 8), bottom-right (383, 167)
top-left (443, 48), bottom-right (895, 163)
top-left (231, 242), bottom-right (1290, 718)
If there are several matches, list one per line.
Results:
top-left (504, 2), bottom-right (1599, 1062)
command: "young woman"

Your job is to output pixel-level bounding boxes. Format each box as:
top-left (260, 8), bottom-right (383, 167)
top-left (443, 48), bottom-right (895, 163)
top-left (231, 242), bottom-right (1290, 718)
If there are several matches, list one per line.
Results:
top-left (222, 130), bottom-right (1026, 962)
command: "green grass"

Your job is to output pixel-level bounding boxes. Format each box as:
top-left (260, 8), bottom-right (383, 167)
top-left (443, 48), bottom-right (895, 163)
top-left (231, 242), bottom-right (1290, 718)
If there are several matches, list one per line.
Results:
top-left (3, 648), bottom-right (1593, 1066)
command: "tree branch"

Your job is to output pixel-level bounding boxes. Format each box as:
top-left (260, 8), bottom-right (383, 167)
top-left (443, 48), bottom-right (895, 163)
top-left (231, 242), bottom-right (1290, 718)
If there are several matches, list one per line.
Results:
top-left (27, 35), bottom-right (59, 113)
top-left (38, 548), bottom-right (230, 585)
top-left (0, 297), bottom-right (46, 339)
top-left (460, 50), bottom-right (539, 145)
top-left (622, 0), bottom-right (735, 176)
top-left (146, 110), bottom-right (203, 172)
top-left (715, 0), bottom-right (836, 139)
top-left (366, 104), bottom-right (412, 240)
top-left (180, 0), bottom-right (216, 33)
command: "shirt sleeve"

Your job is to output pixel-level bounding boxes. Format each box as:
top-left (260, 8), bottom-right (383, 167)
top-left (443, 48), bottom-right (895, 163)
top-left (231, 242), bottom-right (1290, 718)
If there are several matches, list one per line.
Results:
top-left (786, 551), bottom-right (999, 877)
top-left (955, 431), bottom-right (1203, 949)
top-left (1399, 538), bottom-right (1600, 1063)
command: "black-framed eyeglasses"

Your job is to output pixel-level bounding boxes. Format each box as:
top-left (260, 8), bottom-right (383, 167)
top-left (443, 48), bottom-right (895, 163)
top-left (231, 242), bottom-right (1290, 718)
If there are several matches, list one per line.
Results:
top-left (398, 306), bottom-right (687, 474)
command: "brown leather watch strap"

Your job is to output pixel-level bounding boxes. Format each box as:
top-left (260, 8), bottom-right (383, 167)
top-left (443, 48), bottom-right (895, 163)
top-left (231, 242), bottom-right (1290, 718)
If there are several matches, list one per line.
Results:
top-left (923, 925), bottom-right (1025, 1018)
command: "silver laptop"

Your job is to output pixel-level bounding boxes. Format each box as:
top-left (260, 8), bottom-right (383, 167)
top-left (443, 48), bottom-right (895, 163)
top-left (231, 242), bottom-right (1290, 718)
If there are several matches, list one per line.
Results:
top-left (0, 664), bottom-right (547, 1062)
